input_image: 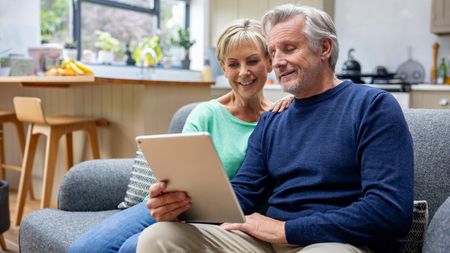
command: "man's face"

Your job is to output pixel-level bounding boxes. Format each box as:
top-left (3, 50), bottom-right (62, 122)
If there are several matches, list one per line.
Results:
top-left (268, 15), bottom-right (323, 98)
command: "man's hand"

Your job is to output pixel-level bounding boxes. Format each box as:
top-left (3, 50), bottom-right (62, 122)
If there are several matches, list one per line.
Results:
top-left (146, 181), bottom-right (191, 222)
top-left (221, 212), bottom-right (287, 244)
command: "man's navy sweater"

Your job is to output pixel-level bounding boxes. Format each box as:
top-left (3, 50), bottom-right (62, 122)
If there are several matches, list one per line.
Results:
top-left (231, 81), bottom-right (414, 252)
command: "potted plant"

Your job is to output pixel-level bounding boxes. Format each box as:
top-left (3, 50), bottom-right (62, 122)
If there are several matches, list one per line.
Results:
top-left (170, 28), bottom-right (195, 69)
top-left (63, 40), bottom-right (77, 59)
top-left (0, 48), bottom-right (11, 76)
top-left (94, 30), bottom-right (121, 64)
top-left (132, 36), bottom-right (163, 67)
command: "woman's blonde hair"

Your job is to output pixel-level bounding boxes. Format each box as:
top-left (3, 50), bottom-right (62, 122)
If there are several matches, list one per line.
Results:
top-left (216, 19), bottom-right (269, 64)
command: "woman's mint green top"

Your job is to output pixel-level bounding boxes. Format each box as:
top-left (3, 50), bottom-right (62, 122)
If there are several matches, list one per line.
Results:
top-left (182, 99), bottom-right (257, 179)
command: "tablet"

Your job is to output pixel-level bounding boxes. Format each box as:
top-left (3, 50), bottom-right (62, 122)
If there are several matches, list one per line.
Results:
top-left (136, 132), bottom-right (245, 224)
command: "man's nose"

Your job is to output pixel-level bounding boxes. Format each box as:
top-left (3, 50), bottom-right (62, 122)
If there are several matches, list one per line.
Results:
top-left (272, 51), bottom-right (286, 69)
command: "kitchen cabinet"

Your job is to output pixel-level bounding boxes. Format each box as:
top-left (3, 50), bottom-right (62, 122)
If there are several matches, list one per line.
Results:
top-left (411, 90), bottom-right (450, 109)
top-left (431, 0), bottom-right (450, 34)
top-left (209, 0), bottom-right (335, 47)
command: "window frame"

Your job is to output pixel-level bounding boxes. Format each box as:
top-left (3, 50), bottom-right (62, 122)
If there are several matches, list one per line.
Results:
top-left (72, 0), bottom-right (190, 60)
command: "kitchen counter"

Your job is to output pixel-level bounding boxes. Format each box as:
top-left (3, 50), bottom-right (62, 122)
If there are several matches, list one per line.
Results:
top-left (411, 84), bottom-right (450, 91)
top-left (211, 83), bottom-right (450, 110)
top-left (0, 75), bottom-right (212, 87)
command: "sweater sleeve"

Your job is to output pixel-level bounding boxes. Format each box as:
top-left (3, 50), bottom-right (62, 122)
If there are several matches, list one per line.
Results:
top-left (231, 113), bottom-right (272, 214)
top-left (285, 93), bottom-right (414, 246)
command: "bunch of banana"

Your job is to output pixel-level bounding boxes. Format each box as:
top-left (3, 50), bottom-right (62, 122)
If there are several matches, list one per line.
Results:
top-left (45, 59), bottom-right (94, 76)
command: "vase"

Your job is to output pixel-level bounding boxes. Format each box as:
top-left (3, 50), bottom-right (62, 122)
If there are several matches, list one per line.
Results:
top-left (97, 50), bottom-right (114, 64)
top-left (181, 59), bottom-right (190, 70)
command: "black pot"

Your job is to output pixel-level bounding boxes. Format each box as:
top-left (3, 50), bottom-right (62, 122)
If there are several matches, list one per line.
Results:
top-left (342, 48), bottom-right (361, 75)
top-left (0, 180), bottom-right (10, 234)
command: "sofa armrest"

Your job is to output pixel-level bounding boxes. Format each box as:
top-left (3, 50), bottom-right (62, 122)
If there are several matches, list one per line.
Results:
top-left (58, 159), bottom-right (133, 211)
top-left (422, 197), bottom-right (450, 253)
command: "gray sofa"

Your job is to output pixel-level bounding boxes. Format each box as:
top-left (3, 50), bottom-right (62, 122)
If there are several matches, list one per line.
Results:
top-left (19, 107), bottom-right (449, 253)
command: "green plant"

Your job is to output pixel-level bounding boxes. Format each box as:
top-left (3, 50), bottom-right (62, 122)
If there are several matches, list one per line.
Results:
top-left (0, 48), bottom-right (10, 67)
top-left (132, 36), bottom-right (163, 66)
top-left (40, 0), bottom-right (68, 43)
top-left (169, 28), bottom-right (195, 60)
top-left (94, 30), bottom-right (121, 53)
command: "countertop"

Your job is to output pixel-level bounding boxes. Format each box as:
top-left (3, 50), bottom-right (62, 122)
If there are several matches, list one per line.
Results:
top-left (213, 83), bottom-right (450, 91)
top-left (0, 76), bottom-right (213, 87)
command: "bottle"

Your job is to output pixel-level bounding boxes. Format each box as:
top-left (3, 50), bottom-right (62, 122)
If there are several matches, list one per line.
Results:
top-left (437, 57), bottom-right (447, 84)
top-left (446, 56), bottom-right (450, 85)
top-left (201, 59), bottom-right (213, 82)
top-left (125, 43), bottom-right (135, 66)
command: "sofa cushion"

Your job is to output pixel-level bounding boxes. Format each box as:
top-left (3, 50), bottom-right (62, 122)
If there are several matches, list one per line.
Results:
top-left (422, 196), bottom-right (450, 253)
top-left (20, 209), bottom-right (120, 253)
top-left (118, 148), bottom-right (157, 209)
top-left (399, 200), bottom-right (428, 253)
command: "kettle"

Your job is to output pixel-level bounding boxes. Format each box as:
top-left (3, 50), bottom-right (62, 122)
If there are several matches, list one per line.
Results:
top-left (342, 48), bottom-right (361, 75)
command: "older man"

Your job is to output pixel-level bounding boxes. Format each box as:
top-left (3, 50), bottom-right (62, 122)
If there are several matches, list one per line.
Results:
top-left (137, 4), bottom-right (413, 253)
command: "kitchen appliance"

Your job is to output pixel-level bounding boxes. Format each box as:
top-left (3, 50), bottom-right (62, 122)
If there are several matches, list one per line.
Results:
top-left (396, 47), bottom-right (425, 84)
top-left (28, 44), bottom-right (62, 74)
top-left (341, 48), bottom-right (363, 83)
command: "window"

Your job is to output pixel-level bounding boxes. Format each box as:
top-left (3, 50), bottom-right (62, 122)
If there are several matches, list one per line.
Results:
top-left (40, 1), bottom-right (189, 64)
top-left (40, 0), bottom-right (71, 44)
top-left (71, 0), bottom-right (189, 65)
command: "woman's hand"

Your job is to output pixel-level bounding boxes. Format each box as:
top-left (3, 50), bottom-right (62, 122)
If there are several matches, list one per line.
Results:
top-left (146, 181), bottom-right (192, 222)
top-left (270, 95), bottom-right (294, 112)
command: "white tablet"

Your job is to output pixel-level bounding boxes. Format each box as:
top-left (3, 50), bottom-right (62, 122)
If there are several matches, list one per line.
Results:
top-left (136, 132), bottom-right (245, 224)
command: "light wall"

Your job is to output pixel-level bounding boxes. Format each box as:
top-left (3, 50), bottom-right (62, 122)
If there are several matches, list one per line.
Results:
top-left (0, 0), bottom-right (40, 56)
top-left (334, 0), bottom-right (450, 82)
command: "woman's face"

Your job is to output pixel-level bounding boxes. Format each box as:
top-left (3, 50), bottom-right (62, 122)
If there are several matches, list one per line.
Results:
top-left (221, 42), bottom-right (272, 100)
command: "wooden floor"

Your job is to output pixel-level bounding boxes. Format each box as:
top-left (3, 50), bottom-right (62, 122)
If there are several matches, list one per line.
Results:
top-left (2, 190), bottom-right (42, 253)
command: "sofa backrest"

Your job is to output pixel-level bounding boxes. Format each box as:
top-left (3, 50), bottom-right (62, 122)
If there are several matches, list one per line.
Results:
top-left (168, 103), bottom-right (199, 133)
top-left (403, 109), bottom-right (450, 219)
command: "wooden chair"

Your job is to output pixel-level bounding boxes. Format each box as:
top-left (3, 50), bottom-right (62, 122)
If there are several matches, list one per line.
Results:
top-left (13, 97), bottom-right (107, 225)
top-left (0, 111), bottom-right (34, 199)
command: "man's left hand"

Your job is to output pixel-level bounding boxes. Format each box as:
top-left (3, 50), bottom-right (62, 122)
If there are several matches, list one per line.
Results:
top-left (221, 212), bottom-right (287, 244)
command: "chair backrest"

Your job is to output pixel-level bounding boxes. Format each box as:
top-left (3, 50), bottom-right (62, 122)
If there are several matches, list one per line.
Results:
top-left (168, 102), bottom-right (199, 133)
top-left (403, 109), bottom-right (450, 219)
top-left (13, 97), bottom-right (47, 124)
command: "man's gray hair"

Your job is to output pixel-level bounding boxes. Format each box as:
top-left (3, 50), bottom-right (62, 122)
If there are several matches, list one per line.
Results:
top-left (262, 4), bottom-right (339, 72)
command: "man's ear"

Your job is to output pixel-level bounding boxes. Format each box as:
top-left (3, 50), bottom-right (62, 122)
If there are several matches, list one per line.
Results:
top-left (320, 38), bottom-right (333, 61)
top-left (266, 57), bottom-right (273, 73)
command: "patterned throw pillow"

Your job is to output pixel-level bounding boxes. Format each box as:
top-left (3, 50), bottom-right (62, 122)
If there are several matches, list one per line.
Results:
top-left (399, 200), bottom-right (429, 253)
top-left (118, 148), bottom-right (157, 209)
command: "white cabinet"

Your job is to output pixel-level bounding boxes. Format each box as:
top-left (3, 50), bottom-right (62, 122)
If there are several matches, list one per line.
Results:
top-left (209, 0), bottom-right (335, 47)
top-left (431, 0), bottom-right (450, 34)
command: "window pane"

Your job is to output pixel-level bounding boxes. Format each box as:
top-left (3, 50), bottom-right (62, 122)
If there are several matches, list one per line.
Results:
top-left (40, 0), bottom-right (71, 44)
top-left (81, 2), bottom-right (156, 63)
top-left (160, 0), bottom-right (186, 66)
